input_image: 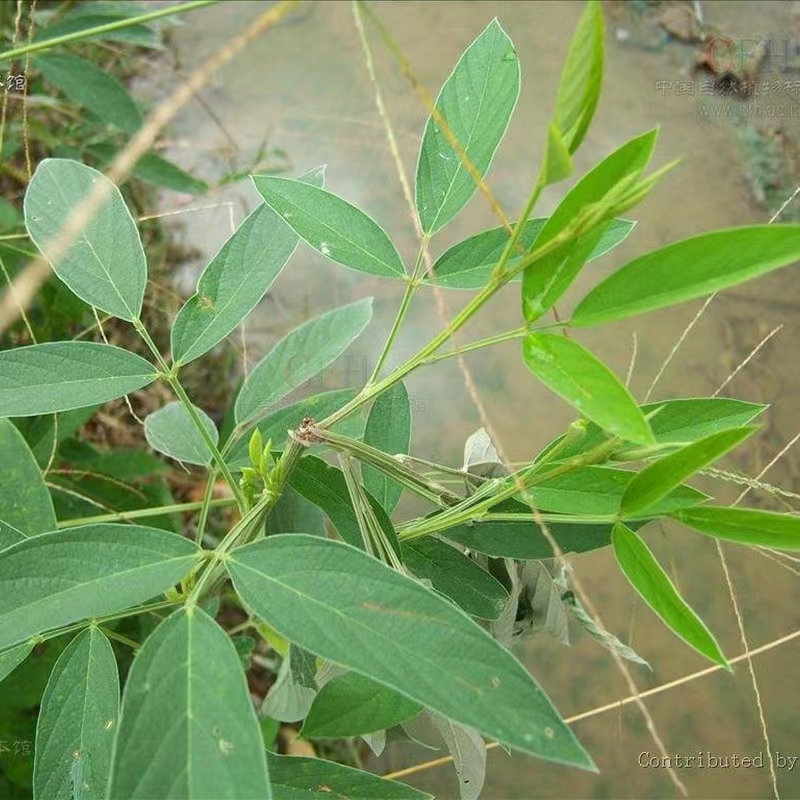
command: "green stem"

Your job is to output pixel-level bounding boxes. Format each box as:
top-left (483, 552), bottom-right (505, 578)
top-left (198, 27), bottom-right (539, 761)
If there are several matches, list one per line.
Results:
top-left (35, 599), bottom-right (182, 644)
top-left (367, 239), bottom-right (429, 385)
top-left (397, 437), bottom-right (619, 540)
top-left (420, 326), bottom-right (527, 366)
top-left (100, 627), bottom-right (140, 651)
top-left (57, 497), bottom-right (236, 528)
top-left (490, 176), bottom-right (545, 283)
top-left (133, 319), bottom-right (246, 510)
top-left (186, 439), bottom-right (306, 603)
top-left (300, 424), bottom-right (462, 507)
top-left (317, 199), bottom-right (604, 432)
top-left (0, 0), bottom-right (217, 62)
top-left (195, 467), bottom-right (220, 546)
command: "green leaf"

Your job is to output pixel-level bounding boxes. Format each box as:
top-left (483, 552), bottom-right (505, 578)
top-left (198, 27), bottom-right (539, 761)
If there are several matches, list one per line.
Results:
top-left (0, 524), bottom-right (199, 651)
top-left (88, 143), bottom-right (207, 195)
top-left (172, 167), bottom-right (325, 365)
top-left (0, 520), bottom-right (26, 551)
top-left (444, 517), bottom-right (647, 560)
top-left (620, 427), bottom-right (757, 517)
top-left (672, 506), bottom-right (800, 550)
top-left (540, 397), bottom-right (767, 463)
top-left (0, 342), bottom-right (157, 418)
top-left (523, 332), bottom-right (653, 445)
top-left (34, 627), bottom-right (119, 800)
top-left (261, 644), bottom-right (318, 723)
top-left (415, 19), bottom-right (520, 234)
top-left (363, 382), bottom-right (411, 514)
top-left (0, 642), bottom-right (33, 685)
top-left (0, 419), bottom-right (56, 534)
top-left (572, 225), bottom-right (800, 327)
top-left (25, 159), bottom-right (148, 321)
top-left (228, 534), bottom-right (595, 768)
top-left (226, 390), bottom-right (360, 468)
top-left (611, 523), bottom-right (728, 667)
top-left (266, 753), bottom-right (432, 800)
top-left (542, 123), bottom-right (573, 185)
top-left (288, 456), bottom-right (396, 551)
top-left (35, 53), bottom-right (142, 135)
top-left (521, 223), bottom-right (608, 323)
top-left (107, 607), bottom-right (271, 799)
top-left (301, 672), bottom-right (421, 739)
top-left (144, 401), bottom-right (218, 466)
top-left (426, 217), bottom-right (634, 289)
top-left (269, 487), bottom-right (326, 537)
top-left (235, 299), bottom-right (374, 424)
top-left (34, 5), bottom-right (161, 49)
top-left (552, 0), bottom-right (604, 153)
top-left (401, 537), bottom-right (508, 620)
top-left (252, 176), bottom-right (404, 278)
top-left (530, 129), bottom-right (657, 255)
top-left (519, 129), bottom-right (658, 322)
top-left (526, 466), bottom-right (706, 517)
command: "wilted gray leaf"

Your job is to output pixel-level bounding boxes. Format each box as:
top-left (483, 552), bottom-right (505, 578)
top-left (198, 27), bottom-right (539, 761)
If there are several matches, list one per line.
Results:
top-left (429, 712), bottom-right (486, 800)
top-left (361, 729), bottom-right (386, 757)
top-left (518, 561), bottom-right (570, 645)
top-left (261, 644), bottom-right (318, 722)
top-left (490, 558), bottom-right (522, 648)
top-left (462, 428), bottom-right (508, 496)
top-left (566, 593), bottom-right (651, 669)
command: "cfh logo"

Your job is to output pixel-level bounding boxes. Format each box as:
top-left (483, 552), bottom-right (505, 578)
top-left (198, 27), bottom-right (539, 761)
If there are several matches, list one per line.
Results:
top-left (704, 36), bottom-right (800, 75)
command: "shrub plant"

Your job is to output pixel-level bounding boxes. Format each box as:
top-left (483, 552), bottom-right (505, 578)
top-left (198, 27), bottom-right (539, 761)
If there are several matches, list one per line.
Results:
top-left (1, 2), bottom-right (800, 797)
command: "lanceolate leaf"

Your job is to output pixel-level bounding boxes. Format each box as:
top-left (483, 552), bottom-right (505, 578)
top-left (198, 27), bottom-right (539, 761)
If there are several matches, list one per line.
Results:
top-left (539, 397), bottom-right (767, 463)
top-left (0, 524), bottom-right (199, 651)
top-left (672, 506), bottom-right (800, 550)
top-left (266, 753), bottom-right (432, 800)
top-left (0, 641), bottom-right (33, 685)
top-left (36, 53), bottom-right (143, 134)
top-left (171, 204), bottom-right (299, 365)
top-left (553, 0), bottom-right (604, 154)
top-left (611, 523), bottom-right (728, 667)
top-left (252, 176), bottom-right (405, 277)
top-left (25, 159), bottom-right (148, 321)
top-left (542, 123), bottom-right (573, 186)
top-left (620, 426), bottom-right (757, 517)
top-left (524, 466), bottom-right (706, 517)
top-left (520, 130), bottom-right (657, 321)
top-left (234, 299), bottom-right (374, 425)
top-left (444, 516), bottom-right (648, 560)
top-left (227, 534), bottom-right (595, 768)
top-left (288, 455), bottom-right (398, 552)
top-left (523, 332), bottom-right (653, 445)
top-left (226, 389), bottom-right (360, 467)
top-left (363, 382), bottom-right (411, 514)
top-left (144, 401), bottom-right (218, 466)
top-left (572, 226), bottom-right (800, 327)
top-left (34, 627), bottom-right (119, 800)
top-left (107, 608), bottom-right (271, 799)
top-left (301, 672), bottom-right (421, 739)
top-left (0, 419), bottom-right (56, 534)
top-left (172, 167), bottom-right (326, 365)
top-left (0, 342), bottom-right (157, 418)
top-left (416, 19), bottom-right (520, 234)
top-left (427, 217), bottom-right (634, 290)
top-left (401, 537), bottom-right (508, 620)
